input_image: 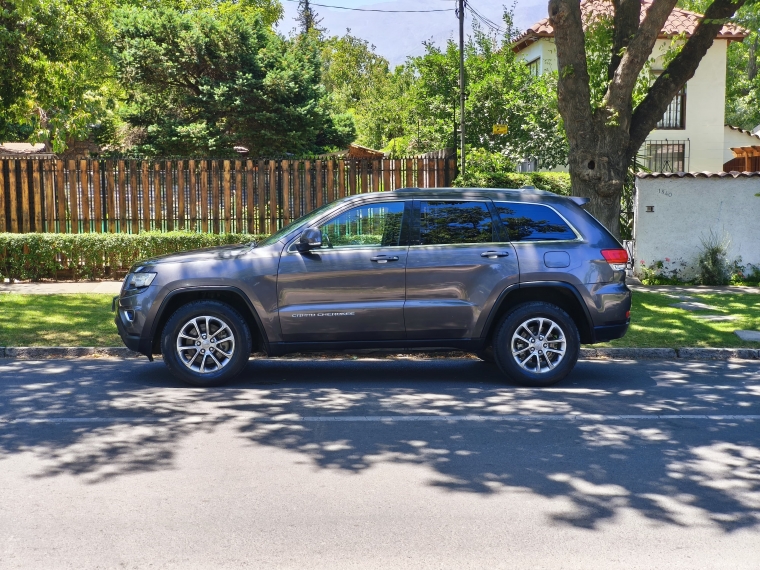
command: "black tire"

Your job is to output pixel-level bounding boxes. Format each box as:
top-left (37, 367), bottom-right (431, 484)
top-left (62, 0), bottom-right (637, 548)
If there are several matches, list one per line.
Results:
top-left (475, 345), bottom-right (496, 364)
top-left (492, 301), bottom-right (580, 387)
top-left (161, 300), bottom-right (252, 387)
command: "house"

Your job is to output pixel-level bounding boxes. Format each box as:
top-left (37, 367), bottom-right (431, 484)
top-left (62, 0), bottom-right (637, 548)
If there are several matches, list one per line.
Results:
top-left (513, 0), bottom-right (748, 173)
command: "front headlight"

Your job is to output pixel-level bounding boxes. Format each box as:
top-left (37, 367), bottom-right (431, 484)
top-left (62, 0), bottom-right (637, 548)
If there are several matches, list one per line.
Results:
top-left (125, 272), bottom-right (157, 290)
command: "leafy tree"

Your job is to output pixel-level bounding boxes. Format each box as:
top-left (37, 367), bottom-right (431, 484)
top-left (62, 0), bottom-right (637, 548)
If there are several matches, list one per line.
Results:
top-left (549, 0), bottom-right (749, 237)
top-left (342, 17), bottom-right (567, 167)
top-left (112, 3), bottom-right (340, 156)
top-left (0, 0), bottom-right (117, 151)
top-left (296, 0), bottom-right (322, 34)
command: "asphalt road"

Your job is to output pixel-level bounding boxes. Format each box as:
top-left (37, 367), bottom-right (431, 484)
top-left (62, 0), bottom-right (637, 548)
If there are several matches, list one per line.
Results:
top-left (0, 356), bottom-right (759, 569)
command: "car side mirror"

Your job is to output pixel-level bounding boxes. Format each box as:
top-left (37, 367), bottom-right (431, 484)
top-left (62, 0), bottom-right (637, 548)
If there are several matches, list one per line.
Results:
top-left (297, 227), bottom-right (322, 251)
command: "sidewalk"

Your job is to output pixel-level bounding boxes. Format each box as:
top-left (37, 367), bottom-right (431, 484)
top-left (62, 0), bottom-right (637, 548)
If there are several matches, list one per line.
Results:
top-left (0, 281), bottom-right (122, 294)
top-left (625, 277), bottom-right (760, 295)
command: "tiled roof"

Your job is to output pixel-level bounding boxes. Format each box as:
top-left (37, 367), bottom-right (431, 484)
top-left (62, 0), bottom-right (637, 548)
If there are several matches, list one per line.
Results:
top-left (636, 171), bottom-right (760, 178)
top-left (514, 0), bottom-right (748, 51)
top-left (726, 124), bottom-right (760, 139)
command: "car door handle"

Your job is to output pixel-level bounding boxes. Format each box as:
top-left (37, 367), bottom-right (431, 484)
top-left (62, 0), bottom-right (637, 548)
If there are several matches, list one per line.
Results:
top-left (370, 255), bottom-right (400, 263)
top-left (481, 251), bottom-right (510, 258)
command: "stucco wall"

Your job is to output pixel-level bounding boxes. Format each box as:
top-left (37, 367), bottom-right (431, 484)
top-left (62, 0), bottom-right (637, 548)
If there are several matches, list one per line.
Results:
top-left (723, 126), bottom-right (760, 164)
top-left (646, 39), bottom-right (727, 172)
top-left (634, 176), bottom-right (760, 279)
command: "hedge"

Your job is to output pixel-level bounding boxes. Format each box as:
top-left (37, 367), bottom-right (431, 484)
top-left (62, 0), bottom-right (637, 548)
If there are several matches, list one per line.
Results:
top-left (0, 232), bottom-right (268, 281)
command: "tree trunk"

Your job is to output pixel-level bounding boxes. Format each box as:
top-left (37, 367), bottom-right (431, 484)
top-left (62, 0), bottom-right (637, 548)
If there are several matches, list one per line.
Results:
top-left (566, 114), bottom-right (629, 239)
top-left (748, 36), bottom-right (758, 82)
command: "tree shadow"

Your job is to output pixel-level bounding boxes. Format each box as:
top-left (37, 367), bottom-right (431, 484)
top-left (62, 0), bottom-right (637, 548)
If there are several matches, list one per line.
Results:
top-left (0, 357), bottom-right (758, 532)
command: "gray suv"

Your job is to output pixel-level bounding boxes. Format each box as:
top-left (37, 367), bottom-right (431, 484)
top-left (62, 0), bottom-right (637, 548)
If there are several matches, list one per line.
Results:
top-left (114, 188), bottom-right (631, 387)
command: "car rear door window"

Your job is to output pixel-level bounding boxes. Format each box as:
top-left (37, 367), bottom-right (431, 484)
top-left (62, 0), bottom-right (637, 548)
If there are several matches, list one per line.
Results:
top-left (419, 201), bottom-right (495, 245)
top-left (494, 202), bottom-right (576, 242)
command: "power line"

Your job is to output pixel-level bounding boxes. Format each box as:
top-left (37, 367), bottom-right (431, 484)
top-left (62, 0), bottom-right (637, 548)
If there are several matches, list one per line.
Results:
top-left (466, 4), bottom-right (505, 34)
top-left (282, 0), bottom-right (451, 13)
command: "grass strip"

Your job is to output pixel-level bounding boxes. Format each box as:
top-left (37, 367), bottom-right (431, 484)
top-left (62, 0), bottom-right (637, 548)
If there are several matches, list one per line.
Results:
top-left (0, 294), bottom-right (120, 347)
top-left (0, 291), bottom-right (758, 349)
top-left (593, 292), bottom-right (760, 348)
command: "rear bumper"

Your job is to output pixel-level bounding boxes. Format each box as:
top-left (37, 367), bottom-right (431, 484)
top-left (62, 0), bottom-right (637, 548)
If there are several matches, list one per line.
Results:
top-left (592, 321), bottom-right (630, 343)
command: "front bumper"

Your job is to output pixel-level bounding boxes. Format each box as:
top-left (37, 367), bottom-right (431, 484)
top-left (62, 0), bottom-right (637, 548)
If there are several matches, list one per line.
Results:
top-left (115, 313), bottom-right (142, 353)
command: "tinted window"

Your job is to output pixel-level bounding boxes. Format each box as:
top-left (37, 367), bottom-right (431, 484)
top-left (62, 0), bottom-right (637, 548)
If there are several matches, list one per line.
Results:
top-left (319, 202), bottom-right (405, 248)
top-left (495, 202), bottom-right (576, 242)
top-left (419, 201), bottom-right (494, 245)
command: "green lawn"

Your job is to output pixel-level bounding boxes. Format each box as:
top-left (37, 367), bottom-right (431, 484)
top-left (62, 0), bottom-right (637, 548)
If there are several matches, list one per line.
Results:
top-left (593, 291), bottom-right (760, 349)
top-left (0, 291), bottom-right (758, 349)
top-left (0, 294), bottom-right (120, 347)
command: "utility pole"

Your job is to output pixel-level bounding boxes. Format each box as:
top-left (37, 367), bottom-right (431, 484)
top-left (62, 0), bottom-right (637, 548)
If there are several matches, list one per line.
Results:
top-left (458, 0), bottom-right (466, 178)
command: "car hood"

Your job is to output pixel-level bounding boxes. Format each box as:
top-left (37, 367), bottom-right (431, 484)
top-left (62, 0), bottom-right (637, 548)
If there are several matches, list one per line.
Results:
top-left (142, 244), bottom-right (256, 266)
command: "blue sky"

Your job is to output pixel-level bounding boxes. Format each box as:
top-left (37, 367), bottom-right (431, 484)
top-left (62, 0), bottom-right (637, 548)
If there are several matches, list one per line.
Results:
top-left (277, 0), bottom-right (546, 66)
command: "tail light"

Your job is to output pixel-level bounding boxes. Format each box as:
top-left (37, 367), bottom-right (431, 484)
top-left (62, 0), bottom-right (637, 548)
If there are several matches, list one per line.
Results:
top-left (601, 249), bottom-right (628, 270)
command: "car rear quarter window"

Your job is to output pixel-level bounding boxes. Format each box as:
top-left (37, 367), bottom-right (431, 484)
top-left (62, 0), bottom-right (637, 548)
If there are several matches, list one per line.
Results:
top-left (494, 202), bottom-right (577, 242)
top-left (419, 201), bottom-right (495, 245)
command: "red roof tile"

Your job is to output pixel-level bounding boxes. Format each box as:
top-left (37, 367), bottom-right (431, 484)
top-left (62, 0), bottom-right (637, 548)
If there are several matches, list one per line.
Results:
top-left (514, 0), bottom-right (747, 51)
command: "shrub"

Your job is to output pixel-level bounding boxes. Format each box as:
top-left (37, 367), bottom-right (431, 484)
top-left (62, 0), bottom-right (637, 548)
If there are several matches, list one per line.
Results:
top-left (638, 258), bottom-right (689, 285)
top-left (0, 232), bottom-right (268, 281)
top-left (453, 148), bottom-right (571, 195)
top-left (696, 231), bottom-right (731, 286)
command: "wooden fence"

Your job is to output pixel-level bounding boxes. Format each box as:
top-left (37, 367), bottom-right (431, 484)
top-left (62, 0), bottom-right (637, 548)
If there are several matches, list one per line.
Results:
top-left (0, 156), bottom-right (457, 234)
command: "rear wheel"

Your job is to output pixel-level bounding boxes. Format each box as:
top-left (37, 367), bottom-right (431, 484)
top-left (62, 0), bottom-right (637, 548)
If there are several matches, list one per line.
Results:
top-left (161, 300), bottom-right (252, 386)
top-left (492, 302), bottom-right (579, 387)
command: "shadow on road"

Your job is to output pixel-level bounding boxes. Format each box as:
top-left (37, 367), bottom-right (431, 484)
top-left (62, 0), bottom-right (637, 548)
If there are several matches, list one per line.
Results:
top-left (0, 357), bottom-right (759, 532)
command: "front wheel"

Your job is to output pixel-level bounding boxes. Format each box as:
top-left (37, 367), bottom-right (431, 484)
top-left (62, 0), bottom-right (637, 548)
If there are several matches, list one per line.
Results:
top-left (492, 302), bottom-right (580, 387)
top-left (161, 300), bottom-right (252, 386)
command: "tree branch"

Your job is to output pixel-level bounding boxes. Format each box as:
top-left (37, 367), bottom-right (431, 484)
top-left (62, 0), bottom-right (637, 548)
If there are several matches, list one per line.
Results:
top-left (628, 0), bottom-right (746, 154)
top-left (605, 0), bottom-right (679, 115)
top-left (608, 0), bottom-right (641, 79)
top-left (548, 0), bottom-right (593, 147)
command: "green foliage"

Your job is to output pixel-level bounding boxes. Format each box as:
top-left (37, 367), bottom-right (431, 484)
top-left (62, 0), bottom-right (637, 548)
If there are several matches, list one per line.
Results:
top-left (0, 232), bottom-right (266, 281)
top-left (583, 12), bottom-right (651, 111)
top-left (111, 3), bottom-right (339, 156)
top-left (638, 259), bottom-right (689, 285)
top-left (452, 148), bottom-right (571, 195)
top-left (0, 0), bottom-right (118, 151)
top-left (340, 12), bottom-right (567, 168)
top-left (696, 231), bottom-right (732, 286)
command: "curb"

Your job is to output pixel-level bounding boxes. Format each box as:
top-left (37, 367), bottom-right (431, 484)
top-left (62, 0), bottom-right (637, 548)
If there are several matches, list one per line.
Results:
top-left (0, 347), bottom-right (758, 361)
top-left (1, 347), bottom-right (142, 360)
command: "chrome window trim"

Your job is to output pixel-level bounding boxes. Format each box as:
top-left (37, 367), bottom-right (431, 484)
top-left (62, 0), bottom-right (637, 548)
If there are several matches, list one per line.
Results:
top-left (493, 201), bottom-right (584, 243)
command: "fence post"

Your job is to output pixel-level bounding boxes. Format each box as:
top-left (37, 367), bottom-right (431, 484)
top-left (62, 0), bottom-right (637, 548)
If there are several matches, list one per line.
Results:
top-left (116, 160), bottom-right (126, 233)
top-left (246, 159), bottom-right (255, 234)
top-left (200, 160), bottom-right (209, 233)
top-left (166, 159), bottom-right (175, 231)
top-left (338, 159), bottom-right (346, 199)
top-left (79, 159), bottom-right (90, 232)
top-left (223, 160), bottom-right (232, 233)
top-left (257, 159), bottom-right (266, 234)
top-left (32, 161), bottom-right (43, 232)
top-left (0, 160), bottom-right (5, 233)
top-left (177, 160), bottom-right (186, 231)
top-left (268, 160), bottom-right (277, 233)
top-left (141, 161), bottom-right (150, 232)
top-left (315, 159), bottom-right (323, 208)
top-left (281, 159), bottom-right (290, 226)
top-left (234, 160), bottom-right (243, 233)
top-left (189, 160), bottom-right (198, 233)
top-left (292, 160), bottom-right (302, 219)
top-left (55, 160), bottom-right (65, 233)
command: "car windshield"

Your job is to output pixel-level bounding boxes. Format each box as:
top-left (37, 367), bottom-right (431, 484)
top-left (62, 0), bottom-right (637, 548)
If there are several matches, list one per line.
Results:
top-left (255, 202), bottom-right (336, 247)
